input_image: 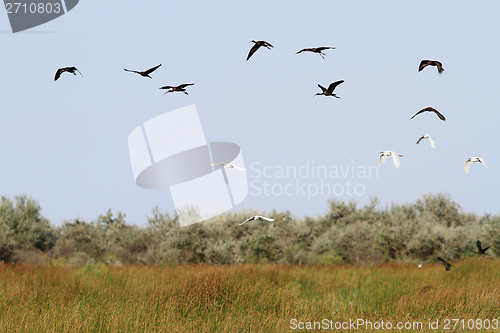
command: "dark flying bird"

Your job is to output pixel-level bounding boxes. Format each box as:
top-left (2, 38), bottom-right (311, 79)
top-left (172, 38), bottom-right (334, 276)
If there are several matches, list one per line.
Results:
top-left (246, 40), bottom-right (273, 61)
top-left (159, 83), bottom-right (194, 95)
top-left (314, 80), bottom-right (344, 98)
top-left (419, 60), bottom-right (445, 74)
top-left (476, 240), bottom-right (491, 255)
top-left (411, 107), bottom-right (446, 121)
top-left (54, 67), bottom-right (83, 81)
top-left (296, 47), bottom-right (335, 59)
top-left (124, 64), bottom-right (162, 78)
top-left (437, 257), bottom-right (454, 271)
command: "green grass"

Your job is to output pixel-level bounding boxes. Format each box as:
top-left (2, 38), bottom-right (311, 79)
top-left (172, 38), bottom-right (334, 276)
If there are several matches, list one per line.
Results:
top-left (0, 259), bottom-right (499, 332)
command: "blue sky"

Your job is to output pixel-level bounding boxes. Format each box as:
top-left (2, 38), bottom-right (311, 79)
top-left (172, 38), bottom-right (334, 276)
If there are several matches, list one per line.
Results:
top-left (2, 1), bottom-right (500, 225)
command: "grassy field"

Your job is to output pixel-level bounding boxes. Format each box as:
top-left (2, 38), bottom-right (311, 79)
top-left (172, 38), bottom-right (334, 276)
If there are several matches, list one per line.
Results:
top-left (0, 259), bottom-right (499, 332)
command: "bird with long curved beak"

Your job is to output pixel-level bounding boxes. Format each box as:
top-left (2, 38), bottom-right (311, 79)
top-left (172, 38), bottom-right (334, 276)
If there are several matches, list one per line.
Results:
top-left (419, 60), bottom-right (445, 74)
top-left (314, 80), bottom-right (344, 98)
top-left (437, 257), bottom-right (454, 271)
top-left (411, 107), bottom-right (446, 121)
top-left (246, 40), bottom-right (273, 61)
top-left (124, 64), bottom-right (161, 78)
top-left (159, 83), bottom-right (194, 95)
top-left (296, 46), bottom-right (335, 59)
top-left (54, 67), bottom-right (83, 81)
top-left (476, 240), bottom-right (491, 255)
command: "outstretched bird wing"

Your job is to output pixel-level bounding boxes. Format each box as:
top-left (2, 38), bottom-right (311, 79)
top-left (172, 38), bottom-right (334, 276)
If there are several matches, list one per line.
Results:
top-left (159, 86), bottom-right (174, 90)
top-left (477, 240), bottom-right (492, 254)
top-left (143, 64), bottom-right (162, 75)
top-left (378, 153), bottom-right (387, 167)
top-left (428, 135), bottom-right (436, 148)
top-left (326, 80), bottom-right (344, 93)
top-left (247, 43), bottom-right (262, 61)
top-left (69, 67), bottom-right (83, 77)
top-left (416, 135), bottom-right (426, 145)
top-left (390, 151), bottom-right (401, 168)
top-left (418, 60), bottom-right (431, 72)
top-left (410, 109), bottom-right (425, 119)
top-left (124, 68), bottom-right (139, 74)
top-left (239, 216), bottom-right (256, 225)
top-left (318, 84), bottom-right (327, 93)
top-left (316, 46), bottom-right (335, 51)
top-left (477, 157), bottom-right (488, 168)
top-left (464, 159), bottom-right (472, 173)
top-left (435, 61), bottom-right (445, 74)
top-left (296, 48), bottom-right (309, 54)
top-left (228, 163), bottom-right (246, 171)
top-left (263, 41), bottom-right (273, 48)
top-left (54, 68), bottom-right (65, 81)
top-left (432, 109), bottom-right (446, 121)
top-left (256, 216), bottom-right (275, 221)
top-left (437, 257), bottom-right (449, 265)
top-left (177, 83), bottom-right (195, 89)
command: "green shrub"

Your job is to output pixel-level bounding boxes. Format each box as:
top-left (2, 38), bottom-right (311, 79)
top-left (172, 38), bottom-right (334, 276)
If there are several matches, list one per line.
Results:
top-left (0, 195), bottom-right (55, 252)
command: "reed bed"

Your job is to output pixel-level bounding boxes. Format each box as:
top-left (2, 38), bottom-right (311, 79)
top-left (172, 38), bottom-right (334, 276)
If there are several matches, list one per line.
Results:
top-left (1, 259), bottom-right (499, 332)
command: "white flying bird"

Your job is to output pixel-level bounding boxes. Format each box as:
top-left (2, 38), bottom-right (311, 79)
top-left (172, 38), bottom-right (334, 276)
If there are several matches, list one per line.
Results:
top-left (212, 163), bottom-right (246, 171)
top-left (379, 151), bottom-right (403, 168)
top-left (464, 157), bottom-right (488, 173)
top-left (239, 215), bottom-right (275, 225)
top-left (416, 134), bottom-right (435, 148)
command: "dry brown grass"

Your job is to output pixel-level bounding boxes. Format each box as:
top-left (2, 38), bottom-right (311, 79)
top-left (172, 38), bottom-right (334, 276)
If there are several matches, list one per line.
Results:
top-left (0, 259), bottom-right (499, 332)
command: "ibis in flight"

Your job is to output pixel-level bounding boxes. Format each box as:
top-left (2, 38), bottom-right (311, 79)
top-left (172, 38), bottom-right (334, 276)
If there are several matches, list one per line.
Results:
top-left (246, 40), bottom-right (273, 61)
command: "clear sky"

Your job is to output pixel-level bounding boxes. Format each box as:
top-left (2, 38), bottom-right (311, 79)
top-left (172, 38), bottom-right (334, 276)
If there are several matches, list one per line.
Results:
top-left (2, 1), bottom-right (500, 226)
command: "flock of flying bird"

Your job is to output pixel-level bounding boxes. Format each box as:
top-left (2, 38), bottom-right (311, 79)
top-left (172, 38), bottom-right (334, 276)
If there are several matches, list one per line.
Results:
top-left (53, 41), bottom-right (491, 268)
top-left (378, 59), bottom-right (488, 173)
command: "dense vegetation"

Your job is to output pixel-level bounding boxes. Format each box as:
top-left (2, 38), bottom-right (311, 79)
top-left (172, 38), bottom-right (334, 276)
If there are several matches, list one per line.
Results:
top-left (0, 193), bottom-right (498, 266)
top-left (1, 261), bottom-right (499, 331)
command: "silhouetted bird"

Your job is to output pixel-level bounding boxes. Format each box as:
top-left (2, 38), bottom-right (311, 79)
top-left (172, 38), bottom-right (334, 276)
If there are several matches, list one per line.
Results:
top-left (296, 47), bottom-right (335, 59)
top-left (159, 83), bottom-right (194, 95)
top-left (476, 240), bottom-right (491, 255)
top-left (124, 64), bottom-right (161, 78)
top-left (246, 40), bottom-right (273, 60)
top-left (239, 215), bottom-right (275, 226)
top-left (437, 257), bottom-right (454, 271)
top-left (464, 157), bottom-right (488, 173)
top-left (314, 80), bottom-right (344, 98)
top-left (411, 107), bottom-right (446, 121)
top-left (54, 67), bottom-right (82, 81)
top-left (419, 60), bottom-right (445, 74)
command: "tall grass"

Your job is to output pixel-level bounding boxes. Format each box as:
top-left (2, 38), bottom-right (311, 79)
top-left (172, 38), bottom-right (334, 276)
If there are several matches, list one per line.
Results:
top-left (1, 260), bottom-right (499, 332)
